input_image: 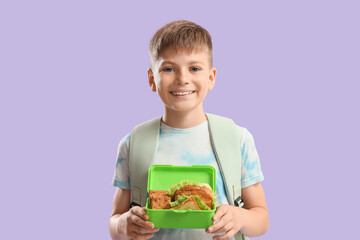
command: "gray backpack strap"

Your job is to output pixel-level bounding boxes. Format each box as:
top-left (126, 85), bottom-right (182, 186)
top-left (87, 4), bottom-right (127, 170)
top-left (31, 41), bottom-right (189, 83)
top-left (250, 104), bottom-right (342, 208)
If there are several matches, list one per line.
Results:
top-left (206, 113), bottom-right (249, 240)
top-left (206, 113), bottom-right (243, 206)
top-left (129, 116), bottom-right (161, 207)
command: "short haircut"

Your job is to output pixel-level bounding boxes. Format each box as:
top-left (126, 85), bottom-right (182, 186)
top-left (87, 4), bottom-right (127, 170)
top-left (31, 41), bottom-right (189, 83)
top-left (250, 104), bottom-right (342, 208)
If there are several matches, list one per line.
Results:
top-left (149, 20), bottom-right (213, 68)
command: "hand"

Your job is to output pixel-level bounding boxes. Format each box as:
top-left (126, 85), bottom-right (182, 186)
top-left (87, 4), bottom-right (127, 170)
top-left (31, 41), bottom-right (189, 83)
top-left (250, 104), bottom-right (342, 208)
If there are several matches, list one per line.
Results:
top-left (117, 206), bottom-right (159, 240)
top-left (206, 204), bottom-right (244, 240)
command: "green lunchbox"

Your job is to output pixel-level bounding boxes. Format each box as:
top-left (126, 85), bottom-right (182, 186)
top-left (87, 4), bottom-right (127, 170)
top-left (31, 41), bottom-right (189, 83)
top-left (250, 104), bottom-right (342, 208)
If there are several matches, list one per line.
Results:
top-left (146, 165), bottom-right (216, 229)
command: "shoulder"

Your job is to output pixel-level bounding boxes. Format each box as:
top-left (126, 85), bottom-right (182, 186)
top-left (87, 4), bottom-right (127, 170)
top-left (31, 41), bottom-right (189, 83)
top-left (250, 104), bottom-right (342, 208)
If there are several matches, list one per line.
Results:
top-left (117, 132), bottom-right (131, 153)
top-left (234, 125), bottom-right (253, 142)
top-left (234, 125), bottom-right (259, 152)
top-left (119, 132), bottom-right (131, 144)
top-left (206, 113), bottom-right (254, 141)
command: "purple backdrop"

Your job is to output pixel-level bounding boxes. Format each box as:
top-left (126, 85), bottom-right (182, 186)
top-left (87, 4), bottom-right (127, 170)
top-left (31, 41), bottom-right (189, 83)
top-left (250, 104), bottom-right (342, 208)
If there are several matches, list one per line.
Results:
top-left (1, 0), bottom-right (359, 239)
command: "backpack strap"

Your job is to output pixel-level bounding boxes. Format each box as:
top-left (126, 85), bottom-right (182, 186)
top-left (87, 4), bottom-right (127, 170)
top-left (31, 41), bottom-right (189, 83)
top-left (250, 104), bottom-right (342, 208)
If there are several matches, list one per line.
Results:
top-left (206, 113), bottom-right (248, 240)
top-left (129, 116), bottom-right (161, 207)
top-left (206, 113), bottom-right (243, 207)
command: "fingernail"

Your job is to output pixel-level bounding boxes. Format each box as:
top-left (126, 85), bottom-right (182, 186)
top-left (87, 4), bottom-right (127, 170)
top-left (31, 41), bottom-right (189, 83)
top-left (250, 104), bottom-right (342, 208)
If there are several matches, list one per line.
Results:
top-left (208, 227), bottom-right (213, 232)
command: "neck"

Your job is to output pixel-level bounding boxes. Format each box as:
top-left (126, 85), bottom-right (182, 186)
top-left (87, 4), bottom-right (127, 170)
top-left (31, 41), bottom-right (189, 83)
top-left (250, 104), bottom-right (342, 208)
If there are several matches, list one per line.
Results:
top-left (162, 108), bottom-right (207, 129)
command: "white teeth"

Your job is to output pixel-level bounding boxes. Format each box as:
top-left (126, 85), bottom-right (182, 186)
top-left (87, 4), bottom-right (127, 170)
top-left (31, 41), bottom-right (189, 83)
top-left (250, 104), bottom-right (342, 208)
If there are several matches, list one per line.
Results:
top-left (171, 91), bottom-right (194, 96)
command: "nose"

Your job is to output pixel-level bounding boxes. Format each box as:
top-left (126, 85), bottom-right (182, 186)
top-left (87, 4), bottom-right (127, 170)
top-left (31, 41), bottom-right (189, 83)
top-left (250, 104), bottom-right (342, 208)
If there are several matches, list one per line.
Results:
top-left (176, 68), bottom-right (190, 85)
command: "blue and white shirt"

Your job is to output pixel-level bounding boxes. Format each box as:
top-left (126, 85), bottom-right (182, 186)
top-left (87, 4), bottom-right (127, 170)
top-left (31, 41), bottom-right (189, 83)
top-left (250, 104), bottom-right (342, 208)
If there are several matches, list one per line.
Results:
top-left (112, 120), bottom-right (264, 240)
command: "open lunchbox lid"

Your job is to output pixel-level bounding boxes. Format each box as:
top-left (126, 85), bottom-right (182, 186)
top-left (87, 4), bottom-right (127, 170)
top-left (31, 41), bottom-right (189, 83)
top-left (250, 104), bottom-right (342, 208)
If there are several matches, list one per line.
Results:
top-left (147, 165), bottom-right (216, 193)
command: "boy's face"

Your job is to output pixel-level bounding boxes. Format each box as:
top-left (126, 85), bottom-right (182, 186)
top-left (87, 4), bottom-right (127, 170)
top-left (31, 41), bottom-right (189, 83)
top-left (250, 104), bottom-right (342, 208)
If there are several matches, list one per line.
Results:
top-left (148, 48), bottom-right (216, 115)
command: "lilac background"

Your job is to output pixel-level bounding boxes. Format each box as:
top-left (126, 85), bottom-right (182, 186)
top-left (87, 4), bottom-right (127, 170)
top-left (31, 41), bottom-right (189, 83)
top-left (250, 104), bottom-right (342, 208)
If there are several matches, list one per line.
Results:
top-left (1, 0), bottom-right (359, 239)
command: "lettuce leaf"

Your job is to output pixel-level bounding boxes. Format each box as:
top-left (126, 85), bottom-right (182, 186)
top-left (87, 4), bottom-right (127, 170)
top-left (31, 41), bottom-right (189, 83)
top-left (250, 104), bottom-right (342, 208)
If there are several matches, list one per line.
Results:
top-left (166, 180), bottom-right (213, 197)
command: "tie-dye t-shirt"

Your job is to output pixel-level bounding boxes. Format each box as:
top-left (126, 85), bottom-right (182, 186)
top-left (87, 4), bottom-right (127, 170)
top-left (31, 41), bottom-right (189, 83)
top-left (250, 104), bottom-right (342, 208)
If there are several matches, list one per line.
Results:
top-left (112, 120), bottom-right (264, 240)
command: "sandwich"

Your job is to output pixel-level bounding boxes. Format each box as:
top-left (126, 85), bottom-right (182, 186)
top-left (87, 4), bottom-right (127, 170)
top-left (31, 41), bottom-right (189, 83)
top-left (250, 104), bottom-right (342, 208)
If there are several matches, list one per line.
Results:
top-left (149, 180), bottom-right (215, 210)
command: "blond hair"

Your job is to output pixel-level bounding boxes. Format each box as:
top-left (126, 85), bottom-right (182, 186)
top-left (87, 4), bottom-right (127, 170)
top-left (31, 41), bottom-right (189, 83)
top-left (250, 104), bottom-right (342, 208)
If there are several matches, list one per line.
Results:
top-left (149, 20), bottom-right (213, 68)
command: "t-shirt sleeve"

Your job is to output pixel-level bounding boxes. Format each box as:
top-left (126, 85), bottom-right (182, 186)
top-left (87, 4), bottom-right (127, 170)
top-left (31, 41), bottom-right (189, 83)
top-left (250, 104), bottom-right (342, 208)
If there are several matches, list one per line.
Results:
top-left (238, 127), bottom-right (264, 188)
top-left (112, 133), bottom-right (131, 189)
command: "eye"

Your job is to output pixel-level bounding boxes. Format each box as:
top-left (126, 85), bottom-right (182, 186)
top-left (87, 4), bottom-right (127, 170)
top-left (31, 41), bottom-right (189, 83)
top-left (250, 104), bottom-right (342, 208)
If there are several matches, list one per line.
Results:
top-left (191, 67), bottom-right (200, 72)
top-left (163, 67), bottom-right (174, 72)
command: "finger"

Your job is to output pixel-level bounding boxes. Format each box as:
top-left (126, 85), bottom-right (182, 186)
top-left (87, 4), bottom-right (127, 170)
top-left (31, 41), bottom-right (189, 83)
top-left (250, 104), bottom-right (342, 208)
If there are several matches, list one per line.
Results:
top-left (210, 221), bottom-right (233, 234)
top-left (129, 231), bottom-right (155, 240)
top-left (130, 224), bottom-right (160, 234)
top-left (130, 206), bottom-right (149, 221)
top-left (207, 214), bottom-right (232, 233)
top-left (213, 206), bottom-right (227, 222)
top-left (129, 214), bottom-right (155, 229)
top-left (212, 229), bottom-right (236, 240)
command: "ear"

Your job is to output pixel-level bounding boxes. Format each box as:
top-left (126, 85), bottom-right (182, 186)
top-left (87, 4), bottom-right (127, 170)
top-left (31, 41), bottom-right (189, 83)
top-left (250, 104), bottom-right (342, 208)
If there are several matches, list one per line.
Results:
top-left (148, 68), bottom-right (157, 92)
top-left (208, 68), bottom-right (216, 90)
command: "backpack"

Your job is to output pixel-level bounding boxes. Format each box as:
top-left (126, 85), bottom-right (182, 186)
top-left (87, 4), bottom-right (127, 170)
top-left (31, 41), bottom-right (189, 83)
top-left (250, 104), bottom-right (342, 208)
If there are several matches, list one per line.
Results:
top-left (129, 113), bottom-right (249, 240)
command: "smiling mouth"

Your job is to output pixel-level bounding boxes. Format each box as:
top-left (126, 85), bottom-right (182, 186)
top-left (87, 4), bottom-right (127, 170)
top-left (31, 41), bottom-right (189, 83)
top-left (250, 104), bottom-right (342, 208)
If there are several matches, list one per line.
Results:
top-left (170, 91), bottom-right (195, 96)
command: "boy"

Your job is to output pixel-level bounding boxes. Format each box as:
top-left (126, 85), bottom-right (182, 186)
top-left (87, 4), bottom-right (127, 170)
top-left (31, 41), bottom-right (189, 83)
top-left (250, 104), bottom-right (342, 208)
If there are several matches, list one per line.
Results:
top-left (109, 20), bottom-right (269, 240)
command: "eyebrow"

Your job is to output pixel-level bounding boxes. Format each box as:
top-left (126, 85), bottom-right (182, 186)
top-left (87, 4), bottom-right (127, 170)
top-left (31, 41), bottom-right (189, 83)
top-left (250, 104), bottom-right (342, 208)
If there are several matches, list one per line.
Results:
top-left (160, 60), bottom-right (205, 66)
top-left (160, 60), bottom-right (176, 66)
top-left (188, 61), bottom-right (206, 65)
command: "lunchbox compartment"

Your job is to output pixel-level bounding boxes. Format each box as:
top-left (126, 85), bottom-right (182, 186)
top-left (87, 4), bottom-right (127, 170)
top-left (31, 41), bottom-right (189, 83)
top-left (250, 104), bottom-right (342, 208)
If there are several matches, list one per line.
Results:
top-left (146, 165), bottom-right (216, 228)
